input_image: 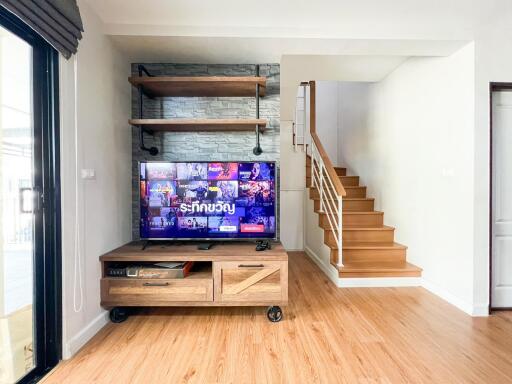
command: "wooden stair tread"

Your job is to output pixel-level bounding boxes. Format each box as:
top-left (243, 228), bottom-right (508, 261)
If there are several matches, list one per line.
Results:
top-left (342, 242), bottom-right (407, 250)
top-left (312, 197), bottom-right (374, 202)
top-left (343, 225), bottom-right (394, 231)
top-left (342, 211), bottom-right (383, 215)
top-left (339, 261), bottom-right (422, 273)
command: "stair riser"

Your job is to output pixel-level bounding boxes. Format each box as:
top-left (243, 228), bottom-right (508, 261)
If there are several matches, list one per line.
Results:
top-left (339, 249), bottom-right (406, 263)
top-left (310, 188), bottom-right (340, 200)
top-left (343, 213), bottom-right (383, 227)
top-left (339, 270), bottom-right (421, 278)
top-left (318, 216), bottom-right (338, 230)
top-left (314, 199), bottom-right (341, 212)
top-left (318, 214), bottom-right (383, 229)
top-left (343, 200), bottom-right (374, 211)
top-left (326, 230), bottom-right (395, 247)
top-left (344, 187), bottom-right (366, 198)
top-left (342, 229), bottom-right (395, 243)
top-left (340, 176), bottom-right (359, 186)
top-left (306, 165), bottom-right (346, 177)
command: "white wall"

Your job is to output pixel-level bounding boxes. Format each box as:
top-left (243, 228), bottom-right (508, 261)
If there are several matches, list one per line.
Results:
top-left (473, 13), bottom-right (512, 313)
top-left (60, 0), bottom-right (132, 358)
top-left (337, 83), bottom-right (372, 169)
top-left (316, 81), bottom-right (339, 163)
top-left (336, 44), bottom-right (476, 313)
top-left (279, 55), bottom-right (407, 250)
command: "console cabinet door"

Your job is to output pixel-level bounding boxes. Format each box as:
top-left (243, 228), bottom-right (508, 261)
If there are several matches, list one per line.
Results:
top-left (213, 261), bottom-right (287, 304)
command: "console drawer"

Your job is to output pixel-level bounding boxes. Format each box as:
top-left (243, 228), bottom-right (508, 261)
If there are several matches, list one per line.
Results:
top-left (213, 261), bottom-right (288, 304)
top-left (101, 277), bottom-right (213, 305)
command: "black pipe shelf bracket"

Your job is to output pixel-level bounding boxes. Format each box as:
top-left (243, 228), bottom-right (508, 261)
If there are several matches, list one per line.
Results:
top-left (130, 64), bottom-right (267, 156)
top-left (137, 64), bottom-right (159, 156)
top-left (253, 64), bottom-right (263, 156)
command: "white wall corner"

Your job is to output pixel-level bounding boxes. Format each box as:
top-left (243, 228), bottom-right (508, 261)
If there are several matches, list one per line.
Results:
top-left (422, 278), bottom-right (489, 317)
top-left (63, 311), bottom-right (109, 360)
top-left (304, 245), bottom-right (340, 285)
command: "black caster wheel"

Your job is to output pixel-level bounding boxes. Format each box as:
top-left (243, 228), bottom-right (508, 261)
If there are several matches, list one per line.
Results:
top-left (266, 306), bottom-right (283, 322)
top-left (109, 307), bottom-right (129, 323)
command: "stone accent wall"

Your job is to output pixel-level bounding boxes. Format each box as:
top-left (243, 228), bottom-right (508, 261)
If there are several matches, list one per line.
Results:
top-left (131, 63), bottom-right (280, 239)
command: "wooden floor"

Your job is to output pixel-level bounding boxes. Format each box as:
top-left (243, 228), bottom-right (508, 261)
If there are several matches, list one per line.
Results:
top-left (42, 252), bottom-right (512, 384)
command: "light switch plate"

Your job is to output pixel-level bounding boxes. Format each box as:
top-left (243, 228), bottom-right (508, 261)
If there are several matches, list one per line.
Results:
top-left (81, 169), bottom-right (96, 180)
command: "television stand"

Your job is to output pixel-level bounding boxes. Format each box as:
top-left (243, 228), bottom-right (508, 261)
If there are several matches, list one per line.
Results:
top-left (100, 241), bottom-right (288, 322)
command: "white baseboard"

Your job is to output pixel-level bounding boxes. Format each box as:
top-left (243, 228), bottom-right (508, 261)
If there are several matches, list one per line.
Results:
top-left (304, 246), bottom-right (488, 316)
top-left (304, 245), bottom-right (340, 285)
top-left (421, 279), bottom-right (489, 317)
top-left (63, 311), bottom-right (109, 359)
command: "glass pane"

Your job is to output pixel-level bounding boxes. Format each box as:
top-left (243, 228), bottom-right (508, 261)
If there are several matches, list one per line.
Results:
top-left (0, 25), bottom-right (35, 383)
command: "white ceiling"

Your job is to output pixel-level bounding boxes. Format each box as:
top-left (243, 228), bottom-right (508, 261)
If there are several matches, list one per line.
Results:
top-left (110, 36), bottom-right (467, 64)
top-left (81, 0), bottom-right (507, 75)
top-left (84, 0), bottom-right (512, 41)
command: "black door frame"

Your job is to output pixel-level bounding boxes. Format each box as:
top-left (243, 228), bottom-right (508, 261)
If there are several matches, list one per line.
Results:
top-left (489, 83), bottom-right (512, 312)
top-left (0, 7), bottom-right (61, 383)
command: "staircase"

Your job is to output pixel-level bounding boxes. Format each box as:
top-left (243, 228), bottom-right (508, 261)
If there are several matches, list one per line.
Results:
top-left (297, 81), bottom-right (421, 280)
top-left (306, 156), bottom-right (422, 278)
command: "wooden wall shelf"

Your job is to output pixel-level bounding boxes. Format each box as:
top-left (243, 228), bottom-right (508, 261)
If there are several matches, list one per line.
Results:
top-left (129, 76), bottom-right (266, 98)
top-left (129, 118), bottom-right (267, 132)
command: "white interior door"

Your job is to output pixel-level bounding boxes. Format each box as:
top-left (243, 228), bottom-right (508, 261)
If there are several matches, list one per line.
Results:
top-left (492, 90), bottom-right (512, 308)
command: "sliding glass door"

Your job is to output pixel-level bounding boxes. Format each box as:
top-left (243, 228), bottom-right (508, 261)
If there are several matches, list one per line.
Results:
top-left (0, 23), bottom-right (36, 384)
top-left (0, 7), bottom-right (60, 384)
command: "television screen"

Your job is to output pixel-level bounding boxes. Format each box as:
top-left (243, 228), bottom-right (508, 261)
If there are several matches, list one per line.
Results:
top-left (139, 161), bottom-right (277, 239)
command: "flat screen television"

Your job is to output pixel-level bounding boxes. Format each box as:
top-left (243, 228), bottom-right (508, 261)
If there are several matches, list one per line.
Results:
top-left (139, 161), bottom-right (277, 240)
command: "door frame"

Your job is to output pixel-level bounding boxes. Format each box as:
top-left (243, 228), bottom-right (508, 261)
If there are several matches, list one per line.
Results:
top-left (489, 82), bottom-right (512, 312)
top-left (0, 6), bottom-right (61, 383)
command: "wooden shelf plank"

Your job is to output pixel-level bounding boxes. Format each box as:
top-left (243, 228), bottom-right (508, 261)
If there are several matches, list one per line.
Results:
top-left (129, 76), bottom-right (266, 97)
top-left (129, 118), bottom-right (267, 132)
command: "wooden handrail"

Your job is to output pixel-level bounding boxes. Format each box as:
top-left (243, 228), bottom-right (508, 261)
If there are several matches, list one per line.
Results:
top-left (311, 132), bottom-right (346, 197)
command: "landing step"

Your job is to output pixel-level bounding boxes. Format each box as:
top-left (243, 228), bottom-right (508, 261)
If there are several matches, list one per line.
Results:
top-left (339, 261), bottom-right (422, 278)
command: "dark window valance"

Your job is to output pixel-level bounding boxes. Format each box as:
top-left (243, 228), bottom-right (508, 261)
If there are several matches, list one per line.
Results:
top-left (0, 0), bottom-right (83, 59)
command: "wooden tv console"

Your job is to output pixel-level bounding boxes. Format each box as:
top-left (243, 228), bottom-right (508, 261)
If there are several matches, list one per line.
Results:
top-left (100, 241), bottom-right (288, 322)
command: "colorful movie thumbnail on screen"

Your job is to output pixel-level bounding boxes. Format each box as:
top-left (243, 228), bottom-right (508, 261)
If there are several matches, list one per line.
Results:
top-left (208, 162), bottom-right (238, 180)
top-left (143, 162), bottom-right (177, 180)
top-left (238, 181), bottom-right (275, 206)
top-left (208, 180), bottom-right (238, 202)
top-left (240, 207), bottom-right (275, 233)
top-left (147, 181), bottom-right (176, 207)
top-left (176, 163), bottom-right (208, 180)
top-left (238, 162), bottom-right (275, 181)
top-left (177, 216), bottom-right (208, 231)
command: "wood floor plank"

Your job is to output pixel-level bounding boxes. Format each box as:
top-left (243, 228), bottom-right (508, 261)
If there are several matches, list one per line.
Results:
top-left (41, 253), bottom-right (512, 384)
